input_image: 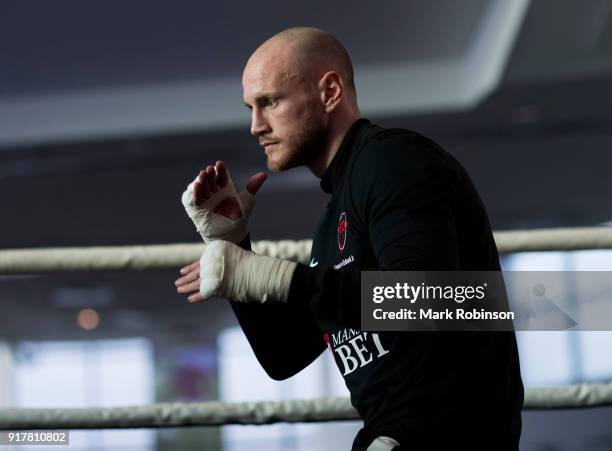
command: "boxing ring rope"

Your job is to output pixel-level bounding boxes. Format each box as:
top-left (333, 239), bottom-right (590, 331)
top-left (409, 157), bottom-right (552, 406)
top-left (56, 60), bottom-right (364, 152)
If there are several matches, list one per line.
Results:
top-left (1, 225), bottom-right (612, 430)
top-left (2, 382), bottom-right (612, 430)
top-left (1, 226), bottom-right (612, 273)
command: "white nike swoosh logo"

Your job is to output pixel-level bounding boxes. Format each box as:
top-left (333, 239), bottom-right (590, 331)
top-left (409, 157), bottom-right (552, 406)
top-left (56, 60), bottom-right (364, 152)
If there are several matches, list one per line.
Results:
top-left (309, 258), bottom-right (319, 267)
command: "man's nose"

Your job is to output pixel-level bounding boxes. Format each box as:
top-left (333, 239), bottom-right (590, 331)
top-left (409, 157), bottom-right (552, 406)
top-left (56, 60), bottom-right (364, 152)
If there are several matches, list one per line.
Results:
top-left (250, 109), bottom-right (271, 137)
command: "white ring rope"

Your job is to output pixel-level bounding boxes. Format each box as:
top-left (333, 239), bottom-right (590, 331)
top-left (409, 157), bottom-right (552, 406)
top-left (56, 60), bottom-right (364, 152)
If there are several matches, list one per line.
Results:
top-left (1, 383), bottom-right (612, 430)
top-left (0, 240), bottom-right (313, 273)
top-left (1, 227), bottom-right (612, 273)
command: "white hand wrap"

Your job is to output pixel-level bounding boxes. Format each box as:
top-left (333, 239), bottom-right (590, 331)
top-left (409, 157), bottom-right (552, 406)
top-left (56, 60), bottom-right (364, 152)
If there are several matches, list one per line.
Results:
top-left (199, 241), bottom-right (297, 303)
top-left (181, 172), bottom-right (255, 244)
top-left (367, 436), bottom-right (400, 451)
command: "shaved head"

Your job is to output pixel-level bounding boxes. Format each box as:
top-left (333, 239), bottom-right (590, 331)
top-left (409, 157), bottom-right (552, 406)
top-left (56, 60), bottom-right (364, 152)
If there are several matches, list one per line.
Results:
top-left (255, 27), bottom-right (356, 92)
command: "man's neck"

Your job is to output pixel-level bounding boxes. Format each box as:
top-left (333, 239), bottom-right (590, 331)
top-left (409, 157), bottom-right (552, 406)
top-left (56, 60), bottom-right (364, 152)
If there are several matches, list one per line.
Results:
top-left (309, 112), bottom-right (361, 179)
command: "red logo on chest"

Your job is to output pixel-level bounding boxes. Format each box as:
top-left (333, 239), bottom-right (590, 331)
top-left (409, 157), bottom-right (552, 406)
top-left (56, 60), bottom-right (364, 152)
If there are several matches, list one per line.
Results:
top-left (337, 211), bottom-right (348, 252)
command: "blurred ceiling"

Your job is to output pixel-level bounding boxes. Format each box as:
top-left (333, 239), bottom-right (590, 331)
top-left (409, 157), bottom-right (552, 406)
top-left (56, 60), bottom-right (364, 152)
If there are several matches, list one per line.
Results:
top-left (0, 0), bottom-right (528, 146)
top-left (1, 0), bottom-right (612, 341)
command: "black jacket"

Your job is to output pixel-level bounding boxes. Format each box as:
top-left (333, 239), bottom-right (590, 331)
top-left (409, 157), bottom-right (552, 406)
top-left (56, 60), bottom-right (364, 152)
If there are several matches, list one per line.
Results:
top-left (233, 118), bottom-right (524, 449)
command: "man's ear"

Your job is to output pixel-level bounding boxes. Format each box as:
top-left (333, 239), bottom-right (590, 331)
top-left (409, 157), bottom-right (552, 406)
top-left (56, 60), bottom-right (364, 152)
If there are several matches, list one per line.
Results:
top-left (318, 71), bottom-right (343, 113)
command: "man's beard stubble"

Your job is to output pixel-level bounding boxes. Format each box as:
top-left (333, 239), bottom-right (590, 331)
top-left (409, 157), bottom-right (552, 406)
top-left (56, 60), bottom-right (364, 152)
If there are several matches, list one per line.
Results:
top-left (266, 113), bottom-right (327, 172)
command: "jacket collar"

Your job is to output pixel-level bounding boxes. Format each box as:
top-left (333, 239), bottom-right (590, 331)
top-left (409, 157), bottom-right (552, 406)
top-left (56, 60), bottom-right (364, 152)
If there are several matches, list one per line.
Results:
top-left (320, 118), bottom-right (371, 194)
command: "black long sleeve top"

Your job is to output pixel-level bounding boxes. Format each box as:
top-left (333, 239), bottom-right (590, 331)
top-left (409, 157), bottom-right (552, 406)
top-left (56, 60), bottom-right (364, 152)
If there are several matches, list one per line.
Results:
top-left (231, 118), bottom-right (524, 449)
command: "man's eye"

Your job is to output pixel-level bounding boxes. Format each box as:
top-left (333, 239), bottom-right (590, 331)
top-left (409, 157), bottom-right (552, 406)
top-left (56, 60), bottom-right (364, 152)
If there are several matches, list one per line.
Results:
top-left (265, 98), bottom-right (279, 108)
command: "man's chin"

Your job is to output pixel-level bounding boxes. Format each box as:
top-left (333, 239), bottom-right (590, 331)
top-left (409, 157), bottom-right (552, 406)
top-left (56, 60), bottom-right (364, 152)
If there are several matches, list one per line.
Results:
top-left (266, 156), bottom-right (296, 172)
top-left (265, 145), bottom-right (314, 172)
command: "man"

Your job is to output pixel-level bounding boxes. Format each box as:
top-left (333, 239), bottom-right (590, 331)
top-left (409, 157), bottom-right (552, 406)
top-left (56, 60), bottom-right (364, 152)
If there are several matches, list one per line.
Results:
top-left (175, 27), bottom-right (523, 450)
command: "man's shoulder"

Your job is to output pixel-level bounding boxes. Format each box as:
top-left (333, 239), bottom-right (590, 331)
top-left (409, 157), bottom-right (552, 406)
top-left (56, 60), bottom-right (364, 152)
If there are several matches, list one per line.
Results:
top-left (359, 121), bottom-right (438, 145)
top-left (354, 124), bottom-right (455, 170)
top-left (357, 122), bottom-right (422, 146)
